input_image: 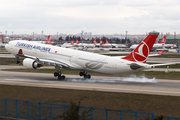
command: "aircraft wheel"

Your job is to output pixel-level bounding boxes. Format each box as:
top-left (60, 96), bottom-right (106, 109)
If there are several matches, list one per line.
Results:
top-left (79, 72), bottom-right (84, 76)
top-left (16, 61), bottom-right (20, 64)
top-left (87, 74), bottom-right (91, 79)
top-left (84, 74), bottom-right (91, 79)
top-left (58, 75), bottom-right (66, 80)
top-left (61, 75), bottom-right (65, 80)
top-left (54, 72), bottom-right (59, 77)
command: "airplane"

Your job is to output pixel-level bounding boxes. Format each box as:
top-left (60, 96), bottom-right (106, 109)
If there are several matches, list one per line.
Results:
top-left (48, 39), bottom-right (52, 45)
top-left (99, 39), bottom-right (112, 48)
top-left (5, 33), bottom-right (174, 80)
top-left (93, 39), bottom-right (101, 47)
top-left (76, 39), bottom-right (95, 48)
top-left (30, 35), bottom-right (50, 44)
top-left (60, 40), bottom-right (75, 48)
top-left (105, 39), bottom-right (127, 48)
top-left (130, 36), bottom-right (166, 50)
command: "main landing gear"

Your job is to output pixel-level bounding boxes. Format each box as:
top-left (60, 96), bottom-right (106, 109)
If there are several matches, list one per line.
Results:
top-left (79, 71), bottom-right (91, 79)
top-left (54, 71), bottom-right (65, 80)
top-left (54, 66), bottom-right (65, 80)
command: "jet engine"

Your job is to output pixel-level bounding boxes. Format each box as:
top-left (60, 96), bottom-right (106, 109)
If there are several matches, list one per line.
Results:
top-left (23, 58), bottom-right (42, 69)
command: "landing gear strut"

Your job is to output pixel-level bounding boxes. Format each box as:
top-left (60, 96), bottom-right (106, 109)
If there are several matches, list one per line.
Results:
top-left (79, 71), bottom-right (91, 79)
top-left (16, 56), bottom-right (20, 64)
top-left (54, 66), bottom-right (65, 80)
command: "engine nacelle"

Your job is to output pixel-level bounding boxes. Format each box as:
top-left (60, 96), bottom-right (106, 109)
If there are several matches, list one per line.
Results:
top-left (23, 58), bottom-right (42, 69)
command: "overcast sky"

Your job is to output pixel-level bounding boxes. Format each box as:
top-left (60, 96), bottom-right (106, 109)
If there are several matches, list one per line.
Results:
top-left (0, 0), bottom-right (180, 35)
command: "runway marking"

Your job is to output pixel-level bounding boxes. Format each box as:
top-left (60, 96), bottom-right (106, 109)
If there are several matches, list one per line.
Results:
top-left (1, 80), bottom-right (180, 95)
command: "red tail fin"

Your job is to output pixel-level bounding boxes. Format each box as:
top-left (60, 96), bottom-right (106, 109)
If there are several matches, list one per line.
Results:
top-left (28, 39), bottom-right (31, 41)
top-left (122, 34), bottom-right (158, 63)
top-left (48, 39), bottom-right (52, 44)
top-left (76, 39), bottom-right (79, 44)
top-left (44, 35), bottom-right (50, 42)
top-left (105, 39), bottom-right (109, 44)
top-left (99, 39), bottom-right (104, 45)
top-left (159, 36), bottom-right (166, 44)
top-left (70, 40), bottom-right (74, 45)
top-left (93, 39), bottom-right (98, 44)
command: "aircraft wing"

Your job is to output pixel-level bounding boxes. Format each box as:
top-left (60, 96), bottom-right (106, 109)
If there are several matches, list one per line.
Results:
top-left (17, 54), bottom-right (70, 68)
top-left (114, 50), bottom-right (165, 58)
top-left (127, 62), bottom-right (176, 70)
top-left (150, 63), bottom-right (176, 67)
top-left (148, 50), bottom-right (165, 57)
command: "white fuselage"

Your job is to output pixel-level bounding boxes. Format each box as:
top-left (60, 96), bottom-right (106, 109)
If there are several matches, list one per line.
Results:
top-left (101, 44), bottom-right (112, 48)
top-left (111, 44), bottom-right (127, 48)
top-left (5, 40), bottom-right (147, 74)
top-left (76, 43), bottom-right (95, 48)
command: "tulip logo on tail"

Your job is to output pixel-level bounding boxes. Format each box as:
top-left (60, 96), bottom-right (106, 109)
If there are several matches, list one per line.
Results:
top-left (132, 41), bottom-right (149, 63)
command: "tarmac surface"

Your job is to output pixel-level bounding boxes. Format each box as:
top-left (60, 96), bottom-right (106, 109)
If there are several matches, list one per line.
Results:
top-left (0, 65), bottom-right (180, 96)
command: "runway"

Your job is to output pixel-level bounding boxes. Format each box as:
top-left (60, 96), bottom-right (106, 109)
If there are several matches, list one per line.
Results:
top-left (0, 66), bottom-right (180, 96)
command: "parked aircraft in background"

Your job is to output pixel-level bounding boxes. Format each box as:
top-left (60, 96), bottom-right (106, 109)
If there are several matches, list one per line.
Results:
top-left (99, 39), bottom-right (112, 48)
top-left (93, 39), bottom-right (101, 47)
top-left (5, 34), bottom-right (174, 80)
top-left (48, 39), bottom-right (52, 45)
top-left (75, 39), bottom-right (95, 48)
top-left (61, 40), bottom-right (75, 48)
top-left (29, 35), bottom-right (50, 44)
top-left (105, 39), bottom-right (127, 48)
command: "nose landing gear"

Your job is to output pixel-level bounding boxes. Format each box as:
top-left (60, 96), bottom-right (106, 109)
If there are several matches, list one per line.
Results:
top-left (16, 57), bottom-right (20, 64)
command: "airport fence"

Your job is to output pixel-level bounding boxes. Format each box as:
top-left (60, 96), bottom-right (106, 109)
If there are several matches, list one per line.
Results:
top-left (0, 98), bottom-right (179, 120)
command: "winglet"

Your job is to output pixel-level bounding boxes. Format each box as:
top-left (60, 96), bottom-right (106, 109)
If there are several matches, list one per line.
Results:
top-left (121, 34), bottom-right (158, 63)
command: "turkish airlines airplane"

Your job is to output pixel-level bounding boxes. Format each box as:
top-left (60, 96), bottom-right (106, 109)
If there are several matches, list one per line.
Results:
top-left (93, 39), bottom-right (101, 47)
top-left (30, 35), bottom-right (50, 44)
top-left (99, 39), bottom-right (112, 48)
top-left (76, 39), bottom-right (95, 48)
top-left (5, 34), bottom-right (174, 80)
top-left (60, 40), bottom-right (75, 48)
top-left (105, 39), bottom-right (127, 48)
top-left (130, 36), bottom-right (166, 50)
